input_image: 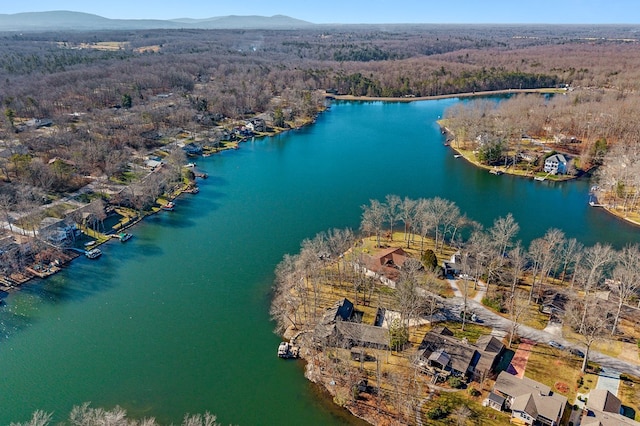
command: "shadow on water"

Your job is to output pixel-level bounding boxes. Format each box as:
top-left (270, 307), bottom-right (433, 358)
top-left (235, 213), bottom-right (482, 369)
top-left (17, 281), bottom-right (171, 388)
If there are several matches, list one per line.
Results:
top-left (0, 262), bottom-right (118, 340)
top-left (19, 261), bottom-right (117, 305)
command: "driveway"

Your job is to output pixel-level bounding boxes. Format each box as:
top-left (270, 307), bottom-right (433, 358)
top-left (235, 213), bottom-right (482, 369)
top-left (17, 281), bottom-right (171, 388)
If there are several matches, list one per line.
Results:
top-left (595, 367), bottom-right (620, 395)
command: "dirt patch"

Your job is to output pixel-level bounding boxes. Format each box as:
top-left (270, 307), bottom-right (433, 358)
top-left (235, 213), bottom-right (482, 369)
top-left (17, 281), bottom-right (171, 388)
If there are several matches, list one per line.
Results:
top-left (555, 382), bottom-right (569, 393)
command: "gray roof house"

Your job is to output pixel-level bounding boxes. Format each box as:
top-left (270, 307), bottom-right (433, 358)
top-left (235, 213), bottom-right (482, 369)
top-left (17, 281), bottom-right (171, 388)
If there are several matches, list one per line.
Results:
top-left (543, 154), bottom-right (568, 175)
top-left (582, 389), bottom-right (640, 426)
top-left (416, 326), bottom-right (504, 382)
top-left (314, 298), bottom-right (389, 349)
top-left (491, 371), bottom-right (567, 426)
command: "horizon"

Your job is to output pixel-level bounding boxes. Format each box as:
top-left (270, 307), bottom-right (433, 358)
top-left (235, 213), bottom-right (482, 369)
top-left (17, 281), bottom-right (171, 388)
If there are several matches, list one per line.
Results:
top-left (2, 0), bottom-right (639, 25)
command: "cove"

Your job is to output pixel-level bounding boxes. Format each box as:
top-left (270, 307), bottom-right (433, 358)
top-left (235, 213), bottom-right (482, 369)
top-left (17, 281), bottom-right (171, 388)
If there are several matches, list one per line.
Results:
top-left (0, 99), bottom-right (639, 425)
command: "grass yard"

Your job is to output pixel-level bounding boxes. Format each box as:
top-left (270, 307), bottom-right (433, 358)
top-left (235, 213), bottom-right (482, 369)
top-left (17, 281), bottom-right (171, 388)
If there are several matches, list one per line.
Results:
top-left (619, 374), bottom-right (640, 421)
top-left (524, 342), bottom-right (586, 403)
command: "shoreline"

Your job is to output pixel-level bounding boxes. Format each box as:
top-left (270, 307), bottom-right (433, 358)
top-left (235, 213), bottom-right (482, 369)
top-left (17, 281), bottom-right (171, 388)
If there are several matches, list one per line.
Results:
top-left (0, 113), bottom-right (321, 290)
top-left (439, 123), bottom-right (577, 183)
top-left (328, 87), bottom-right (564, 103)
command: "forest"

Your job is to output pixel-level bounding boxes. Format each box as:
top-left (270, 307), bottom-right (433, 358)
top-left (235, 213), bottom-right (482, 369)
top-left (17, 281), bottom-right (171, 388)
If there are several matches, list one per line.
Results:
top-left (1, 24), bottom-right (640, 280)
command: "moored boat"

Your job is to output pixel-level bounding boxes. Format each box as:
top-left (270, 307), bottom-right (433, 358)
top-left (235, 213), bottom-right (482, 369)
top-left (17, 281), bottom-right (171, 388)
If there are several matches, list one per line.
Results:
top-left (277, 341), bottom-right (300, 359)
top-left (85, 248), bottom-right (102, 259)
top-left (161, 201), bottom-right (175, 211)
top-left (118, 232), bottom-right (133, 242)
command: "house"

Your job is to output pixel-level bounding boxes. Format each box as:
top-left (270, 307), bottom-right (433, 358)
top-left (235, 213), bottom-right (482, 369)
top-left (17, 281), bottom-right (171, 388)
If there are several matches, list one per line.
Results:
top-left (543, 154), bottom-right (568, 175)
top-left (474, 335), bottom-right (506, 379)
top-left (581, 389), bottom-right (639, 425)
top-left (38, 217), bottom-right (80, 246)
top-left (443, 251), bottom-right (462, 276)
top-left (587, 389), bottom-right (621, 414)
top-left (358, 247), bottom-right (409, 286)
top-left (332, 321), bottom-right (390, 350)
top-left (519, 151), bottom-right (539, 163)
top-left (182, 142), bottom-right (203, 156)
top-left (321, 298), bottom-right (354, 324)
top-left (485, 391), bottom-right (506, 411)
top-left (144, 158), bottom-right (163, 170)
top-left (491, 371), bottom-right (567, 426)
top-left (25, 118), bottom-right (53, 128)
top-left (246, 118), bottom-right (267, 133)
top-left (416, 326), bottom-right (504, 382)
top-left (314, 298), bottom-right (390, 350)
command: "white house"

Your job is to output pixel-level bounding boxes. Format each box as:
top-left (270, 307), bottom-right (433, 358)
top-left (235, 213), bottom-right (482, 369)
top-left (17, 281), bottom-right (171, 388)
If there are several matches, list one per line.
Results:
top-left (544, 154), bottom-right (568, 175)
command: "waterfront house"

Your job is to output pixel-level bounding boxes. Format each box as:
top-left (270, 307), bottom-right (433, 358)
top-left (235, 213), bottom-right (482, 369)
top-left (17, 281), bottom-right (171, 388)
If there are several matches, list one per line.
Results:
top-left (322, 298), bottom-right (355, 323)
top-left (246, 118), bottom-right (267, 132)
top-left (314, 298), bottom-right (390, 350)
top-left (443, 251), bottom-right (462, 276)
top-left (182, 142), bottom-right (203, 155)
top-left (332, 321), bottom-right (390, 350)
top-left (491, 371), bottom-right (567, 426)
top-left (543, 154), bottom-right (568, 175)
top-left (358, 247), bottom-right (409, 286)
top-left (38, 217), bottom-right (80, 246)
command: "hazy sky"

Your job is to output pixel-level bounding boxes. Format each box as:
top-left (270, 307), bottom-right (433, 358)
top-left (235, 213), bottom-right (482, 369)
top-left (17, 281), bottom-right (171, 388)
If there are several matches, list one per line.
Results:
top-left (2, 0), bottom-right (638, 24)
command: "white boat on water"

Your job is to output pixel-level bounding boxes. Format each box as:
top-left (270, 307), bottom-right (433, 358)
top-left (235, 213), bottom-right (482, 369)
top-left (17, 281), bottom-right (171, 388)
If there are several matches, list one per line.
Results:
top-left (85, 248), bottom-right (102, 259)
top-left (277, 341), bottom-right (299, 359)
top-left (118, 232), bottom-right (133, 242)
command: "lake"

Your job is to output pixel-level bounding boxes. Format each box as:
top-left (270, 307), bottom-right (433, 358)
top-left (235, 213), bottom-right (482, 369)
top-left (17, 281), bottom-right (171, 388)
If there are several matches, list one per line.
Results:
top-left (0, 99), bottom-right (638, 424)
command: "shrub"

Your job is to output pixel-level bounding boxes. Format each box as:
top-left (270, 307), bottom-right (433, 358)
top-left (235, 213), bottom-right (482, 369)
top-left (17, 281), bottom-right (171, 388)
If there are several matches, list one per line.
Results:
top-left (482, 296), bottom-right (502, 312)
top-left (421, 249), bottom-right (438, 271)
top-left (448, 376), bottom-right (464, 389)
top-left (468, 387), bottom-right (481, 397)
top-left (426, 406), bottom-right (449, 420)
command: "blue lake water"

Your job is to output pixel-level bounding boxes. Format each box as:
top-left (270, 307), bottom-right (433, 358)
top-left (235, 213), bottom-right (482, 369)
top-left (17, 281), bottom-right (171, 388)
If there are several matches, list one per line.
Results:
top-left (0, 99), bottom-right (638, 424)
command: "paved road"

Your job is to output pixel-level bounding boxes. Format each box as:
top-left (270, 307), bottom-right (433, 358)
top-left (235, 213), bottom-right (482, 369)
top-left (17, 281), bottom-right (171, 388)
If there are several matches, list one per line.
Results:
top-left (440, 296), bottom-right (640, 378)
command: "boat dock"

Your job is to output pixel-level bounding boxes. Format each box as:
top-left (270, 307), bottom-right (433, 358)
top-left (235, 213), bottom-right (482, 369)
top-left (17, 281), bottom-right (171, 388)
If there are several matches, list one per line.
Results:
top-left (534, 172), bottom-right (551, 181)
top-left (489, 169), bottom-right (503, 175)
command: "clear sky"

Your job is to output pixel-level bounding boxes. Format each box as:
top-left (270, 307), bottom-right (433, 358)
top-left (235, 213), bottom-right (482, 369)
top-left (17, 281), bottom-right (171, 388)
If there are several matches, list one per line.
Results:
top-left (2, 0), bottom-right (639, 24)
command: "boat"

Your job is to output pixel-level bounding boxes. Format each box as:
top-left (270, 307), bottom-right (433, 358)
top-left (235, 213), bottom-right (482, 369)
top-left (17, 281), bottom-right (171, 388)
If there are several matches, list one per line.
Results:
top-left (454, 154), bottom-right (462, 158)
top-left (118, 232), bottom-right (133, 242)
top-left (534, 176), bottom-right (546, 181)
top-left (489, 169), bottom-right (503, 175)
top-left (85, 248), bottom-right (102, 259)
top-left (161, 201), bottom-right (175, 211)
top-left (277, 341), bottom-right (300, 359)
top-left (84, 240), bottom-right (96, 248)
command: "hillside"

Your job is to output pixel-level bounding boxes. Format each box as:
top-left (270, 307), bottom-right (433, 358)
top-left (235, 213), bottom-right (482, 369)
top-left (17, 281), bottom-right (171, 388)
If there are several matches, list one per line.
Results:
top-left (0, 11), bottom-right (314, 31)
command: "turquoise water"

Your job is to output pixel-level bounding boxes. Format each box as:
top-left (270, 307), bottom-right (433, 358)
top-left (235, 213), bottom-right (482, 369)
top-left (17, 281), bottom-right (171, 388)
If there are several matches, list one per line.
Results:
top-left (0, 100), bottom-right (638, 424)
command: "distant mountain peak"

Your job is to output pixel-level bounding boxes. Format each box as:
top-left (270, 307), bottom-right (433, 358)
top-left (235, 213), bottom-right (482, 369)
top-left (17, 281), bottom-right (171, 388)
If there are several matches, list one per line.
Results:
top-left (0, 11), bottom-right (314, 31)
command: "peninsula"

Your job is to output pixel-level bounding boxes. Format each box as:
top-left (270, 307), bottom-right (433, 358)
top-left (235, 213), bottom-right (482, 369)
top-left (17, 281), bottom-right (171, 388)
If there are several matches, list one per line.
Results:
top-left (272, 196), bottom-right (640, 425)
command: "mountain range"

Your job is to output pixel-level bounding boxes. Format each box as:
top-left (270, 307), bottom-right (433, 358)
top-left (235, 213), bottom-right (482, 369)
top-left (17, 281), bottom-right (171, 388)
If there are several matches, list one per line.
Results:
top-left (0, 11), bottom-right (314, 31)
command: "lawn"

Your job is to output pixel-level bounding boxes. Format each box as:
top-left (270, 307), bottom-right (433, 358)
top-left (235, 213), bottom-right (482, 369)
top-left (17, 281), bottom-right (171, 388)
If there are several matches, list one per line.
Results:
top-left (524, 342), bottom-right (586, 404)
top-left (619, 374), bottom-right (640, 421)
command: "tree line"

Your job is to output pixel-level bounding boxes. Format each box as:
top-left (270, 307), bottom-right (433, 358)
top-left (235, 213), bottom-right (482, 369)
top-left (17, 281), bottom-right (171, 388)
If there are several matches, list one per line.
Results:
top-left (11, 403), bottom-right (221, 426)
